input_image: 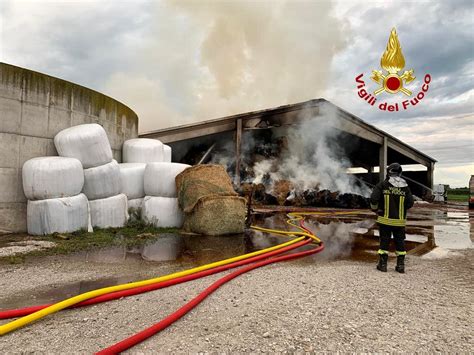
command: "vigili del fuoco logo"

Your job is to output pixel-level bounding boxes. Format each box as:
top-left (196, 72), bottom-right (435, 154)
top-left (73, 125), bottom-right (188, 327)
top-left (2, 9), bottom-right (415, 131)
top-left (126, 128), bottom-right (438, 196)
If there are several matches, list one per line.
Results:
top-left (355, 28), bottom-right (431, 112)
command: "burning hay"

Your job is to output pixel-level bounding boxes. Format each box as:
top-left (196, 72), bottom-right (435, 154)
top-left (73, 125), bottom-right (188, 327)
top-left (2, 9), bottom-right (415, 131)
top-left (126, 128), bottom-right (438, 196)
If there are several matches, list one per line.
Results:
top-left (178, 107), bottom-right (371, 209)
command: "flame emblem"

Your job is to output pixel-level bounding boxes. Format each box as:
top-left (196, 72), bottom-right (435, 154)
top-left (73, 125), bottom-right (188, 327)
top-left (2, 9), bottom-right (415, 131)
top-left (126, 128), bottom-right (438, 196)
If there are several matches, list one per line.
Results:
top-left (371, 28), bottom-right (415, 96)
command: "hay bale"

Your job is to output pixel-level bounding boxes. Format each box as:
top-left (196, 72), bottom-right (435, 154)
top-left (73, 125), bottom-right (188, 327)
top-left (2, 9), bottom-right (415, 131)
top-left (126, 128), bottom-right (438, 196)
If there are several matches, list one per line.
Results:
top-left (183, 195), bottom-right (246, 235)
top-left (176, 164), bottom-right (237, 212)
top-left (272, 180), bottom-right (294, 205)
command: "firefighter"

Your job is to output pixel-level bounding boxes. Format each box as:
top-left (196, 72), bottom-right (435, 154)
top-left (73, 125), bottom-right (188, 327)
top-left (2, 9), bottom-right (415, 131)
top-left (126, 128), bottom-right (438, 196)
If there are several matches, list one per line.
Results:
top-left (370, 163), bottom-right (414, 273)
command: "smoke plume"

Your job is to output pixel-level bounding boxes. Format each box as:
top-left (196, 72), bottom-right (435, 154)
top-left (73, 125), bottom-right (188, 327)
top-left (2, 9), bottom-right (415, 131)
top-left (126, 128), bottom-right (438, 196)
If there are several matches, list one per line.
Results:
top-left (252, 104), bottom-right (371, 195)
top-left (104, 0), bottom-right (347, 132)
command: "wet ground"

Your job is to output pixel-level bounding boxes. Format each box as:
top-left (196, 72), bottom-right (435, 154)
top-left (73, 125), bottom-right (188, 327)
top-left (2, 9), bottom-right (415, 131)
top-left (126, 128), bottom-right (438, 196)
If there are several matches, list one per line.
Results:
top-left (0, 201), bottom-right (472, 310)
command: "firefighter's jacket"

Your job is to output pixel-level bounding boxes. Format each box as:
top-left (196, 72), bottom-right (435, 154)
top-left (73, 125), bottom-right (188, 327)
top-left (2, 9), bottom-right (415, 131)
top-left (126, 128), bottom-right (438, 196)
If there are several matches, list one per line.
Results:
top-left (370, 176), bottom-right (414, 227)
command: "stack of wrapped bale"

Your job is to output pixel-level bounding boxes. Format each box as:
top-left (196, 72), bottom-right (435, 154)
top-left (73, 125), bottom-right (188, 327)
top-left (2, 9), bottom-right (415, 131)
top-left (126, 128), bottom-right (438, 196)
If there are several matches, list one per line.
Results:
top-left (54, 124), bottom-right (128, 229)
top-left (176, 165), bottom-right (246, 235)
top-left (120, 138), bottom-right (173, 219)
top-left (163, 144), bottom-right (172, 162)
top-left (142, 162), bottom-right (190, 227)
top-left (23, 157), bottom-right (91, 235)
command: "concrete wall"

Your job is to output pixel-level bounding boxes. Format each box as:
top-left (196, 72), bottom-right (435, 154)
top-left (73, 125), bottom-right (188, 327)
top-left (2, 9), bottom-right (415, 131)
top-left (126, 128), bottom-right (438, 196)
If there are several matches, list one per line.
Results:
top-left (0, 63), bottom-right (139, 233)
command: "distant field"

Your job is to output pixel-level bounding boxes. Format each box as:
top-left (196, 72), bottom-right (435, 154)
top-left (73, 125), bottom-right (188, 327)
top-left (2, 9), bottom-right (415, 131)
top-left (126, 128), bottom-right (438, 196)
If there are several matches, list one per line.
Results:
top-left (447, 194), bottom-right (469, 201)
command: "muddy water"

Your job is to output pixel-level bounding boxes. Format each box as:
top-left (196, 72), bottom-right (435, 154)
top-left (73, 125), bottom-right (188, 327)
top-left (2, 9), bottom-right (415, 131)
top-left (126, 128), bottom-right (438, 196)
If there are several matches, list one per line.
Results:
top-left (0, 204), bottom-right (471, 310)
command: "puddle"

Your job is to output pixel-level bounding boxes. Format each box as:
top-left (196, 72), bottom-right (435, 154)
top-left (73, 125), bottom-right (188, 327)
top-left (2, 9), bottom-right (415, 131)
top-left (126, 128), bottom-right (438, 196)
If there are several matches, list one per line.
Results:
top-left (0, 205), bottom-right (471, 310)
top-left (433, 225), bottom-right (472, 249)
top-left (0, 275), bottom-right (137, 310)
top-left (69, 233), bottom-right (249, 266)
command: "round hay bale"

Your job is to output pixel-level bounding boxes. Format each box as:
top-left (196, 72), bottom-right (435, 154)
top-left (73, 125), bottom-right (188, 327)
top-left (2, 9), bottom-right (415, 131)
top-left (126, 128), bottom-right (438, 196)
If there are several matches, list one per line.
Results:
top-left (142, 196), bottom-right (184, 228)
top-left (54, 123), bottom-right (113, 168)
top-left (22, 157), bottom-right (84, 200)
top-left (144, 162), bottom-right (190, 198)
top-left (83, 160), bottom-right (121, 200)
top-left (176, 164), bottom-right (237, 212)
top-left (163, 145), bottom-right (172, 162)
top-left (119, 163), bottom-right (146, 199)
top-left (183, 195), bottom-right (246, 236)
top-left (89, 193), bottom-right (128, 228)
top-left (122, 138), bottom-right (163, 163)
top-left (27, 193), bottom-right (90, 235)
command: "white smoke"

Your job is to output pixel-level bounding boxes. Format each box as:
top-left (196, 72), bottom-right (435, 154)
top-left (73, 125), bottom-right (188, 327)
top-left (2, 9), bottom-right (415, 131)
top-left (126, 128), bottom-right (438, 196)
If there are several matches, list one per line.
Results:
top-left (305, 220), bottom-right (356, 260)
top-left (251, 103), bottom-right (371, 196)
top-left (104, 0), bottom-right (347, 132)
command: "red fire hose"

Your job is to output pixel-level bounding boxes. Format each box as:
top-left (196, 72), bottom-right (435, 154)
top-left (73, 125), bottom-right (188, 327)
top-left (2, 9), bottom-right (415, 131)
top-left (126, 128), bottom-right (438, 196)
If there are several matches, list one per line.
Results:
top-left (96, 240), bottom-right (324, 354)
top-left (0, 239), bottom-right (310, 320)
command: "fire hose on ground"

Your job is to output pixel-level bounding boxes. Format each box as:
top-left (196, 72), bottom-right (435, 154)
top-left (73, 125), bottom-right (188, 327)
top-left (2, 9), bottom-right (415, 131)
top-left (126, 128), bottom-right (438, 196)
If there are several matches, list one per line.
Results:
top-left (0, 210), bottom-right (361, 353)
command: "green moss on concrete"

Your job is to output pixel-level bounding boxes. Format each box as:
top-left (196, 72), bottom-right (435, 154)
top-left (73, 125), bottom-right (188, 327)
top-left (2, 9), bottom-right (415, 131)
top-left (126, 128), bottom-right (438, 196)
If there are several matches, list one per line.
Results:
top-left (50, 79), bottom-right (74, 109)
top-left (0, 220), bottom-right (179, 264)
top-left (23, 70), bottom-right (50, 97)
top-left (0, 63), bottom-right (138, 130)
top-left (0, 64), bottom-right (23, 87)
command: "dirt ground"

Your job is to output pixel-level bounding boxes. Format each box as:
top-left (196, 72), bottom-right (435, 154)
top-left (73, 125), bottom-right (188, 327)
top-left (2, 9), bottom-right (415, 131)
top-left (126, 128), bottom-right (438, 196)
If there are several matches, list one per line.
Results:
top-left (0, 203), bottom-right (472, 353)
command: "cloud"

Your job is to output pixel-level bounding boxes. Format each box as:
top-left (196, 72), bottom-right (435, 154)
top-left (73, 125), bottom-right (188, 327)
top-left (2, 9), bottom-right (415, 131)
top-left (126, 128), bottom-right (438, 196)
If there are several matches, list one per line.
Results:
top-left (0, 0), bottom-right (472, 186)
top-left (435, 163), bottom-right (474, 188)
top-left (377, 113), bottom-right (474, 165)
top-left (0, 0), bottom-right (151, 89)
top-left (326, 0), bottom-right (473, 186)
top-left (103, 0), bottom-right (348, 132)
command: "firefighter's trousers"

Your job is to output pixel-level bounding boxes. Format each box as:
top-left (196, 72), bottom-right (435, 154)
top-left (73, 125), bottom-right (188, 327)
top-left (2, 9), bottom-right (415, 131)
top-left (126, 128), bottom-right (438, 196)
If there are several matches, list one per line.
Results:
top-left (378, 224), bottom-right (406, 255)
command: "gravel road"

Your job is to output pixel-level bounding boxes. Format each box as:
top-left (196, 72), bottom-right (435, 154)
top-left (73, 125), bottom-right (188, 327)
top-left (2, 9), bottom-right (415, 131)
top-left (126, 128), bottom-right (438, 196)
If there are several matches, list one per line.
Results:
top-left (0, 248), bottom-right (472, 353)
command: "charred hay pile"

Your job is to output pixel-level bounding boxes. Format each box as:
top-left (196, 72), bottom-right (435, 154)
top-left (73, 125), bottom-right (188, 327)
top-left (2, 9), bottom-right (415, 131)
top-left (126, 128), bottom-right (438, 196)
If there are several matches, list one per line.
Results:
top-left (180, 129), bottom-right (369, 209)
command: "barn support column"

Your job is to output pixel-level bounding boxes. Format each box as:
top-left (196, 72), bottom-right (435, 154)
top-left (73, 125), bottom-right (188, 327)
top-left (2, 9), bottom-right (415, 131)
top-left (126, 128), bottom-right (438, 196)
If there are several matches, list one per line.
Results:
top-left (235, 119), bottom-right (243, 185)
top-left (426, 162), bottom-right (434, 189)
top-left (379, 137), bottom-right (387, 182)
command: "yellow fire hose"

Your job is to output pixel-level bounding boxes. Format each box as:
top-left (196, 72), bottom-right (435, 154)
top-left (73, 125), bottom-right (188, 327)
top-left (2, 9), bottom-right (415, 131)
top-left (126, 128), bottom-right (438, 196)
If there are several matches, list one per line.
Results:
top-left (0, 210), bottom-right (359, 336)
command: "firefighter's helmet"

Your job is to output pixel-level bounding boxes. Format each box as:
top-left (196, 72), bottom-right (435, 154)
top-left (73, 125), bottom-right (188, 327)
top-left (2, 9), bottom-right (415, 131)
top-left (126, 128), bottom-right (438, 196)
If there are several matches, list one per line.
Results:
top-left (387, 162), bottom-right (402, 177)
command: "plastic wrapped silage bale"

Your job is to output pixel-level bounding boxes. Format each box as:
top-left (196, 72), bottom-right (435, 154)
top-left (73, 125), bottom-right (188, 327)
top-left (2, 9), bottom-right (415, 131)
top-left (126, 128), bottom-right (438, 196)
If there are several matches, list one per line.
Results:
top-left (142, 196), bottom-right (183, 228)
top-left (27, 193), bottom-right (90, 235)
top-left (54, 123), bottom-right (113, 168)
top-left (123, 138), bottom-right (164, 163)
top-left (89, 194), bottom-right (128, 228)
top-left (22, 157), bottom-right (84, 200)
top-left (144, 163), bottom-right (190, 198)
top-left (119, 163), bottom-right (146, 199)
top-left (163, 145), bottom-right (172, 162)
top-left (83, 160), bottom-right (121, 200)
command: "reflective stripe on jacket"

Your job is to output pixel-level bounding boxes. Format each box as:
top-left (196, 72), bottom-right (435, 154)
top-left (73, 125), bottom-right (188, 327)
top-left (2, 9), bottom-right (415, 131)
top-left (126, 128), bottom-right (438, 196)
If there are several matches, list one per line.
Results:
top-left (370, 178), bottom-right (414, 227)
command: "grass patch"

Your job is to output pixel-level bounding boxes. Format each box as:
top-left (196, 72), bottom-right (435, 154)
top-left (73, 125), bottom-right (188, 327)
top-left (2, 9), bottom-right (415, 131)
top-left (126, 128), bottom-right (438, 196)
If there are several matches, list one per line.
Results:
top-left (0, 219), bottom-right (179, 265)
top-left (447, 194), bottom-right (469, 201)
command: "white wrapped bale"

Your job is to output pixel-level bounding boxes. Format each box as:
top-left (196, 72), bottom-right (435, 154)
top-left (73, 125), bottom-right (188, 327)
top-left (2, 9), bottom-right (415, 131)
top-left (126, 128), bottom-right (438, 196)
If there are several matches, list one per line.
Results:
top-left (142, 196), bottom-right (183, 228)
top-left (89, 194), bottom-right (128, 228)
top-left (54, 123), bottom-right (113, 168)
top-left (27, 193), bottom-right (90, 235)
top-left (123, 138), bottom-right (164, 163)
top-left (83, 160), bottom-right (121, 200)
top-left (163, 145), bottom-right (172, 162)
top-left (119, 163), bottom-right (146, 199)
top-left (22, 157), bottom-right (84, 200)
top-left (144, 163), bottom-right (190, 198)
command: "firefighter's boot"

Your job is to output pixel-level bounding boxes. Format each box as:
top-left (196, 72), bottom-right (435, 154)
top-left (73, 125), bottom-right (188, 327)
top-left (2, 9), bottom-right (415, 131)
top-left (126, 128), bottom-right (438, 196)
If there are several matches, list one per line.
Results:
top-left (376, 253), bottom-right (388, 272)
top-left (395, 255), bottom-right (405, 273)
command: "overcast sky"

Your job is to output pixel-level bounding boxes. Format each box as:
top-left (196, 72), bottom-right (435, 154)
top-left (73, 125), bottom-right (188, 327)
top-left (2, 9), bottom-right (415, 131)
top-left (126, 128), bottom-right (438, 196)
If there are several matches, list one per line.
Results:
top-left (1, 0), bottom-right (472, 187)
